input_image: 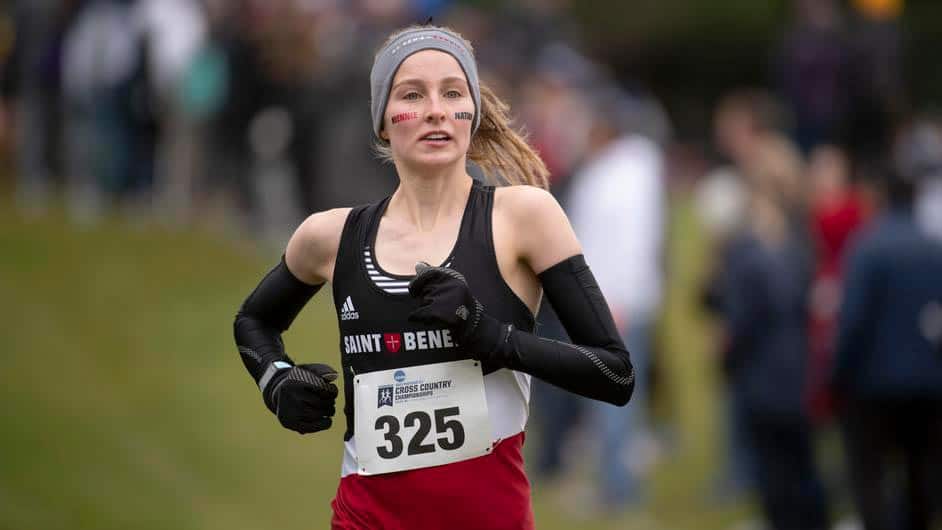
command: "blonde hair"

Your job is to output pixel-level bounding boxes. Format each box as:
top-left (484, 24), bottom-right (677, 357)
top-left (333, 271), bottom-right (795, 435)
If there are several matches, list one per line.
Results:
top-left (373, 25), bottom-right (549, 190)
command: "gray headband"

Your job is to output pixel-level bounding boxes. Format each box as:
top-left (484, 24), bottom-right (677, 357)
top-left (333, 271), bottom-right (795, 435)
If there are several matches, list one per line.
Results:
top-left (370, 27), bottom-right (481, 140)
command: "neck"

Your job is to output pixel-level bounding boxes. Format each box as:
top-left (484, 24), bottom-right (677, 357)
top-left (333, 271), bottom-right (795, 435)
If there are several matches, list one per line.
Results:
top-left (390, 158), bottom-right (473, 231)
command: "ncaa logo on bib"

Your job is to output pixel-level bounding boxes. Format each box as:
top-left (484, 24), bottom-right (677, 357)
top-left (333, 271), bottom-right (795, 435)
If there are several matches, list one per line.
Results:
top-left (394, 370), bottom-right (406, 383)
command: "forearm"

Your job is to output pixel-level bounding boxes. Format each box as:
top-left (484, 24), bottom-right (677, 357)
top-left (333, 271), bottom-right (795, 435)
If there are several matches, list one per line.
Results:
top-left (233, 257), bottom-right (322, 389)
top-left (481, 317), bottom-right (634, 405)
top-left (480, 256), bottom-right (635, 406)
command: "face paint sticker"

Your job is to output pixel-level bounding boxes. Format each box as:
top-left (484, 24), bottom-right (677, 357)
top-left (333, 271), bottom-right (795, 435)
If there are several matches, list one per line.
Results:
top-left (391, 112), bottom-right (419, 124)
top-left (455, 112), bottom-right (473, 121)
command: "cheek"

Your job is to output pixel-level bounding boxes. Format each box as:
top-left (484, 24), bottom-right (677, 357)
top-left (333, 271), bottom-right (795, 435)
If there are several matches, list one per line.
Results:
top-left (384, 108), bottom-right (420, 143)
top-left (389, 112), bottom-right (419, 125)
top-left (452, 103), bottom-right (475, 139)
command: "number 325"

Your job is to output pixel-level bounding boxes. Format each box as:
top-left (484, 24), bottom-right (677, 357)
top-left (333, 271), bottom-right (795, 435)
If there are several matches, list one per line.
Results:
top-left (374, 407), bottom-right (465, 459)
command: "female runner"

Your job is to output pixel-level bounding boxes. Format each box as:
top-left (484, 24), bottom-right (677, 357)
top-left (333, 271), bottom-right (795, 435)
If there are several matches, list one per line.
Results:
top-left (234, 24), bottom-right (635, 529)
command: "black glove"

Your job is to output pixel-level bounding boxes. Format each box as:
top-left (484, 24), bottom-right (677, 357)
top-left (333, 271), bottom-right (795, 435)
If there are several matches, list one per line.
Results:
top-left (408, 263), bottom-right (507, 355)
top-left (263, 363), bottom-right (339, 434)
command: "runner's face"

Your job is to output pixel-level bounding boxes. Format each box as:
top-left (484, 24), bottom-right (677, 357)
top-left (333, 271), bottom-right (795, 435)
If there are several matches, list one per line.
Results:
top-left (382, 50), bottom-right (474, 170)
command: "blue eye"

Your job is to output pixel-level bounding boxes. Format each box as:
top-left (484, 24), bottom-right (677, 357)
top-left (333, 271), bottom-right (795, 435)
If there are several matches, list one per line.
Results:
top-left (446, 90), bottom-right (462, 98)
top-left (404, 92), bottom-right (421, 100)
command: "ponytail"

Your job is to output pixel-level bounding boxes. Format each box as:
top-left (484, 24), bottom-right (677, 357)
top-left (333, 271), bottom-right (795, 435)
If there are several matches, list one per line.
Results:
top-left (469, 84), bottom-right (549, 189)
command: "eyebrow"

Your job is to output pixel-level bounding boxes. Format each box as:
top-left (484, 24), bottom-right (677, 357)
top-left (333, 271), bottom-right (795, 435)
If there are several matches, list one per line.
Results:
top-left (392, 76), bottom-right (469, 90)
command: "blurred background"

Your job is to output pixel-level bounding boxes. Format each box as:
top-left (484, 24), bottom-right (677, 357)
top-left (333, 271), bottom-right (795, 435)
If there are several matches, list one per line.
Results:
top-left (2, 0), bottom-right (942, 529)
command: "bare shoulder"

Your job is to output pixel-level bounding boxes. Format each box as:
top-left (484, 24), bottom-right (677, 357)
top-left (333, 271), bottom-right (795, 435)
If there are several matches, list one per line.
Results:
top-left (285, 207), bottom-right (352, 285)
top-left (493, 184), bottom-right (561, 220)
top-left (493, 185), bottom-right (581, 275)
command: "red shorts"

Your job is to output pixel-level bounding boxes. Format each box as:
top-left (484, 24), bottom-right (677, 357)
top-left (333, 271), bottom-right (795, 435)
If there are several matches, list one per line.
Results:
top-left (331, 432), bottom-right (533, 530)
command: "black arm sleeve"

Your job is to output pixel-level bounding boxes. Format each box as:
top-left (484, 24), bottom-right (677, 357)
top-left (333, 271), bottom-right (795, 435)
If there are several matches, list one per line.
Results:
top-left (481, 255), bottom-right (635, 406)
top-left (233, 257), bottom-right (322, 384)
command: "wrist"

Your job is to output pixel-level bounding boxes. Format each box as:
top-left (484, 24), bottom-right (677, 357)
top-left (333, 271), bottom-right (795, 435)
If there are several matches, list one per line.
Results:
top-left (260, 360), bottom-right (294, 411)
top-left (467, 313), bottom-right (512, 363)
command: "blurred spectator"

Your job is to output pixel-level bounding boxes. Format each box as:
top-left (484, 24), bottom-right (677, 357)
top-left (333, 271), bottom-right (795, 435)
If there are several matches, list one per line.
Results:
top-left (714, 89), bottom-right (806, 226)
top-left (777, 0), bottom-right (905, 178)
top-left (60, 0), bottom-right (151, 223)
top-left (520, 47), bottom-right (669, 517)
top-left (721, 187), bottom-right (829, 530)
top-left (832, 137), bottom-right (942, 530)
top-left (516, 43), bottom-right (596, 192)
top-left (843, 0), bottom-right (904, 171)
top-left (4, 0), bottom-right (74, 214)
top-left (806, 144), bottom-right (869, 423)
top-left (695, 165), bottom-right (754, 503)
top-left (134, 0), bottom-right (207, 222)
top-left (695, 167), bottom-right (749, 246)
top-left (777, 0), bottom-right (849, 154)
top-left (309, 0), bottom-right (410, 214)
top-left (565, 80), bottom-right (667, 512)
top-left (210, 0), bottom-right (326, 238)
top-left (894, 115), bottom-right (942, 242)
top-left (699, 88), bottom-right (807, 506)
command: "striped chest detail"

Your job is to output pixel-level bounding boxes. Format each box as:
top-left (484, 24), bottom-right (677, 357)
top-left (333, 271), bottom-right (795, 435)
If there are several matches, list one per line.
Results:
top-left (364, 247), bottom-right (451, 295)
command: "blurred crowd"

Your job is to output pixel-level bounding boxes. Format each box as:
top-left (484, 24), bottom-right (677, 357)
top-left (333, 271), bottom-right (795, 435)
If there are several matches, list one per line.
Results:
top-left (0, 0), bottom-right (669, 239)
top-left (690, 3), bottom-right (942, 529)
top-left (2, 0), bottom-right (941, 529)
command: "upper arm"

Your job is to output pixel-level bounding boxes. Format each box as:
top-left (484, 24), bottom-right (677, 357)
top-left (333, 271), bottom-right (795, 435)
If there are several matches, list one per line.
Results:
top-left (835, 243), bottom-right (879, 353)
top-left (495, 186), bottom-right (582, 275)
top-left (724, 255), bottom-right (766, 335)
top-left (832, 242), bottom-right (881, 386)
top-left (284, 208), bottom-right (351, 285)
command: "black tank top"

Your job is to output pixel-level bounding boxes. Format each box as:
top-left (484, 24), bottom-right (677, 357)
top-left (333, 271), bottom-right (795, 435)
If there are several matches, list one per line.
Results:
top-left (331, 181), bottom-right (536, 440)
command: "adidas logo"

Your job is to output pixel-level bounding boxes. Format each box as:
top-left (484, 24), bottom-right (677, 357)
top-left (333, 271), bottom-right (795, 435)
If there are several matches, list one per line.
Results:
top-left (340, 296), bottom-right (359, 321)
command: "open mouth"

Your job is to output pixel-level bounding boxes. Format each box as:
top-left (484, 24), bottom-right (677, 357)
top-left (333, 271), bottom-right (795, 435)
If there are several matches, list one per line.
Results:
top-left (420, 131), bottom-right (452, 144)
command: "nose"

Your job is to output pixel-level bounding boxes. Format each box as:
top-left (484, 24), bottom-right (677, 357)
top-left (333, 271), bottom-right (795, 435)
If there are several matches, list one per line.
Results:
top-left (425, 94), bottom-right (446, 124)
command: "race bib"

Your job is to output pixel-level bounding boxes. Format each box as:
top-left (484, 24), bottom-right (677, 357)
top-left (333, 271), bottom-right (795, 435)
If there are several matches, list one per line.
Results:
top-left (353, 359), bottom-right (492, 475)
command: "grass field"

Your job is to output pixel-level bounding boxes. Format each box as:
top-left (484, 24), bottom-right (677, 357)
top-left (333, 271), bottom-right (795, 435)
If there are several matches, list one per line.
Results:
top-left (0, 196), bottom-right (754, 530)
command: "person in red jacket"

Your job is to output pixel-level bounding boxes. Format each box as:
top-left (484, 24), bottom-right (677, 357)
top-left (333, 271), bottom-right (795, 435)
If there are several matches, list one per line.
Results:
top-left (806, 145), bottom-right (869, 423)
